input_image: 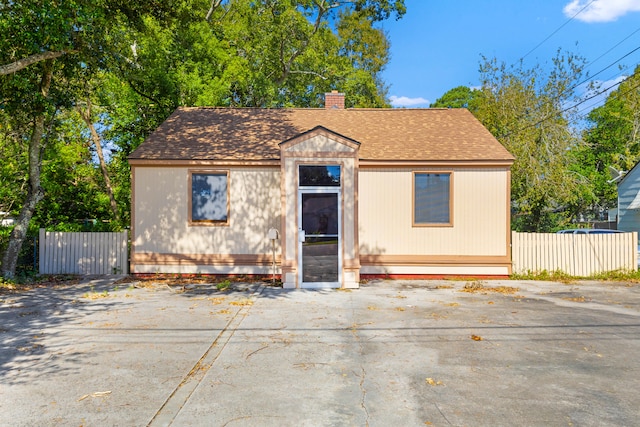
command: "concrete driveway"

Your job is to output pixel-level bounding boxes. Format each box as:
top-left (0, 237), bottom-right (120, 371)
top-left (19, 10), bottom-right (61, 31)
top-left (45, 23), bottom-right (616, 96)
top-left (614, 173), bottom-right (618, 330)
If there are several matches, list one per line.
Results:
top-left (1, 277), bottom-right (639, 426)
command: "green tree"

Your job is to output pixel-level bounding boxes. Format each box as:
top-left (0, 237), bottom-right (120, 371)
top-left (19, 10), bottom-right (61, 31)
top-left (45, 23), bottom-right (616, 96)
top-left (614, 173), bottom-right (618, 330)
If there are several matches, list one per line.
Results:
top-left (0, 0), bottom-right (404, 277)
top-left (336, 9), bottom-right (391, 107)
top-left (431, 85), bottom-right (482, 111)
top-left (573, 67), bottom-right (640, 218)
top-left (473, 52), bottom-right (589, 231)
top-left (0, 0), bottom-right (177, 278)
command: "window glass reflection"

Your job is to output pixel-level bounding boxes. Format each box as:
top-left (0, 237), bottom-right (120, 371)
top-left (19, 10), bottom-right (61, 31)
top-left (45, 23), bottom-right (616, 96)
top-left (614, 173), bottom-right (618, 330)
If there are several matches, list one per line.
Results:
top-left (299, 165), bottom-right (340, 187)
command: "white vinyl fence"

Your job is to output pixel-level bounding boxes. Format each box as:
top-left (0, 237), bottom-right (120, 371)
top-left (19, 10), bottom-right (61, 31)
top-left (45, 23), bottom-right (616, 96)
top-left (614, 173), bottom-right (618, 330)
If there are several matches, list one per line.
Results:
top-left (39, 229), bottom-right (128, 275)
top-left (511, 231), bottom-right (638, 276)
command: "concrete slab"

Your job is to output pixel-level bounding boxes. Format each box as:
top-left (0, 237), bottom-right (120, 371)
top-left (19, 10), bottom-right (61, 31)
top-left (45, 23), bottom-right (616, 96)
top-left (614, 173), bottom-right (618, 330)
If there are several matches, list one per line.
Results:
top-left (1, 278), bottom-right (639, 426)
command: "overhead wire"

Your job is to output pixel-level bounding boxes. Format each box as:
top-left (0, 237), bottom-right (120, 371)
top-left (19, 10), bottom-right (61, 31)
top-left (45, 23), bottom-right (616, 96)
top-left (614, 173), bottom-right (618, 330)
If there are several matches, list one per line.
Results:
top-left (520, 0), bottom-right (595, 60)
top-left (496, 1), bottom-right (640, 137)
top-left (501, 68), bottom-right (639, 138)
top-left (583, 25), bottom-right (640, 68)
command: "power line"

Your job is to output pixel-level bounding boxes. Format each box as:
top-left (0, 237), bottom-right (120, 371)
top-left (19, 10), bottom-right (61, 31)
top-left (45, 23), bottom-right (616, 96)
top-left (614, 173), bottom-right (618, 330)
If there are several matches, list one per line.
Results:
top-left (510, 8), bottom-right (640, 128)
top-left (549, 44), bottom-right (640, 108)
top-left (501, 69), bottom-right (639, 138)
top-left (584, 26), bottom-right (640, 69)
top-left (520, 0), bottom-right (595, 60)
top-left (495, 44), bottom-right (640, 139)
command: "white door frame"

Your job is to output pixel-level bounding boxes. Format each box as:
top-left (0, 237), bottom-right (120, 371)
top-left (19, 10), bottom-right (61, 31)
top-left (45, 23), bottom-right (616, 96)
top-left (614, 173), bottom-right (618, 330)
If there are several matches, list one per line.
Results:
top-left (298, 187), bottom-right (342, 288)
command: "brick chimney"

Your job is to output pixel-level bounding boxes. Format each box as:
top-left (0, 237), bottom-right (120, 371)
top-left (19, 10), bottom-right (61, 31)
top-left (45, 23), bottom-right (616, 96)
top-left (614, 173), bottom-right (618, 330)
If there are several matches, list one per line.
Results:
top-left (324, 90), bottom-right (345, 109)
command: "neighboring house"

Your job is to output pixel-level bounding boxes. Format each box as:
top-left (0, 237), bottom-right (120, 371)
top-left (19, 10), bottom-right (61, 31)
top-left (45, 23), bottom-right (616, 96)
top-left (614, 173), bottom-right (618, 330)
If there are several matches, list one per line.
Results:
top-left (128, 92), bottom-right (515, 289)
top-left (617, 162), bottom-right (640, 233)
top-left (0, 212), bottom-right (15, 227)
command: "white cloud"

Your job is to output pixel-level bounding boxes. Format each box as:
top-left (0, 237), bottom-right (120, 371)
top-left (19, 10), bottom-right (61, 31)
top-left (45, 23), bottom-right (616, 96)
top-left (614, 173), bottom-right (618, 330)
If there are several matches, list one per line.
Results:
top-left (389, 95), bottom-right (430, 107)
top-left (563, 0), bottom-right (640, 23)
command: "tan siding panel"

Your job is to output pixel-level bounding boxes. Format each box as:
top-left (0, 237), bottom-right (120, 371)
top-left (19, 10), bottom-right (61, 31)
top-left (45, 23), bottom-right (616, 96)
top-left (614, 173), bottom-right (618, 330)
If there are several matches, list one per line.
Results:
top-left (359, 167), bottom-right (509, 257)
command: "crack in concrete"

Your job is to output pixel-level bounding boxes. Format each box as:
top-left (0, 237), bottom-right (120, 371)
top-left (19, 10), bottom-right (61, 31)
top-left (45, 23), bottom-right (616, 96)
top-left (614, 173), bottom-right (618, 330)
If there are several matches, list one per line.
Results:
top-left (359, 366), bottom-right (369, 426)
top-left (147, 285), bottom-right (264, 426)
top-left (350, 296), bottom-right (370, 426)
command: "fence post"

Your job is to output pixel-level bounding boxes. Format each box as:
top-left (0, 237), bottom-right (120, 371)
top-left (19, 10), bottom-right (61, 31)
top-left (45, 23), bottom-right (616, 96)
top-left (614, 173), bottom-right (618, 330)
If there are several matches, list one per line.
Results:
top-left (38, 228), bottom-right (46, 274)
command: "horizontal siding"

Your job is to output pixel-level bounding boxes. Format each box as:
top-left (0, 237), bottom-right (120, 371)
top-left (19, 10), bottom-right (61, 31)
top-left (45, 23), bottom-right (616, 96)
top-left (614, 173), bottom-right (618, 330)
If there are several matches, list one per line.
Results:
top-left (358, 167), bottom-right (509, 256)
top-left (511, 232), bottom-right (637, 275)
top-left (133, 167), bottom-right (281, 255)
top-left (618, 167), bottom-right (640, 234)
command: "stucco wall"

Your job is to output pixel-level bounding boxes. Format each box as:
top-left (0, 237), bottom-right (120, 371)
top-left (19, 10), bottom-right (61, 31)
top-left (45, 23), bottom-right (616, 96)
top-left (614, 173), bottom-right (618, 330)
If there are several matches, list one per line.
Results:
top-left (280, 131), bottom-right (360, 288)
top-left (132, 166), bottom-right (281, 256)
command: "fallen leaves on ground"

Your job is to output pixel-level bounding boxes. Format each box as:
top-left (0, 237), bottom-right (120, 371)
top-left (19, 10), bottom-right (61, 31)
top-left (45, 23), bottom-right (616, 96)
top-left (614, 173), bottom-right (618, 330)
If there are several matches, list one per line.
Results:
top-left (471, 334), bottom-right (483, 341)
top-left (425, 377), bottom-right (444, 386)
top-left (1, 275), bottom-right (82, 294)
top-left (461, 281), bottom-right (519, 295)
top-left (230, 299), bottom-right (253, 306)
top-left (562, 296), bottom-right (588, 302)
top-left (82, 292), bottom-right (111, 300)
top-left (78, 391), bottom-right (111, 401)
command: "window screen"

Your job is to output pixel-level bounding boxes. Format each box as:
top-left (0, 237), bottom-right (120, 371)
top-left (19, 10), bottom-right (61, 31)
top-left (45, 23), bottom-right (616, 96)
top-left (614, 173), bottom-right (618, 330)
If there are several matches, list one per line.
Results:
top-left (414, 172), bottom-right (451, 224)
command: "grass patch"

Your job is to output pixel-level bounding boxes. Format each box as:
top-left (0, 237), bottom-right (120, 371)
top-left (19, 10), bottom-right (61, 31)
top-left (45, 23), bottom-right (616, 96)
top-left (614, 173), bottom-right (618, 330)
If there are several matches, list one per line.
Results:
top-left (216, 279), bottom-right (231, 291)
top-left (511, 269), bottom-right (640, 283)
top-left (510, 270), bottom-right (575, 282)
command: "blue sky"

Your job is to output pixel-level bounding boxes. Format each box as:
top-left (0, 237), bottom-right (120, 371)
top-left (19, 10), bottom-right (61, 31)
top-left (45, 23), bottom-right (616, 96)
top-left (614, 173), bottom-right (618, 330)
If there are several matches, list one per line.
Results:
top-left (380, 0), bottom-right (640, 108)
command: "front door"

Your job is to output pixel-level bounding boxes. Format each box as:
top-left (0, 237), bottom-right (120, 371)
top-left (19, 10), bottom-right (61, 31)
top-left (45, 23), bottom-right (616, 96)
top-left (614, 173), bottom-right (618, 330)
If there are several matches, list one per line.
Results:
top-left (298, 189), bottom-right (341, 288)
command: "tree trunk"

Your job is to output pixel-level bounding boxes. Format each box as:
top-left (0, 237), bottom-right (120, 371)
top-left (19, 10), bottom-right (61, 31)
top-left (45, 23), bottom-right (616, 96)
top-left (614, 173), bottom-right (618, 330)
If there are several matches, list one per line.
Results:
top-left (1, 61), bottom-right (53, 279)
top-left (78, 101), bottom-right (120, 222)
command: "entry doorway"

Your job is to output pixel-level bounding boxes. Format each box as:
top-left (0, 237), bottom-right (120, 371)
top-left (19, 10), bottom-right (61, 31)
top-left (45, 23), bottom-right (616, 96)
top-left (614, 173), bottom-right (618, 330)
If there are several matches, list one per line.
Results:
top-left (298, 189), bottom-right (341, 288)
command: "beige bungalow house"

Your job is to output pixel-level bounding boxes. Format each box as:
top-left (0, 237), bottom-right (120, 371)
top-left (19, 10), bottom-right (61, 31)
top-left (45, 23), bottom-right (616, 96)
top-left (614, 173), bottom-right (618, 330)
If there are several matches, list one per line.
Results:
top-left (128, 92), bottom-right (515, 288)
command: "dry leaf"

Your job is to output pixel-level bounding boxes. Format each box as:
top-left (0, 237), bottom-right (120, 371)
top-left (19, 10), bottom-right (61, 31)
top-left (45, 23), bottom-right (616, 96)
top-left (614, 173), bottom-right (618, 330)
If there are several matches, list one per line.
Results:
top-left (471, 335), bottom-right (483, 341)
top-left (563, 296), bottom-right (587, 302)
top-left (78, 391), bottom-right (111, 401)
